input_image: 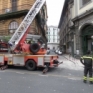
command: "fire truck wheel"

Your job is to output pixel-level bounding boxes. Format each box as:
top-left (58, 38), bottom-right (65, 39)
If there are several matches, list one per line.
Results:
top-left (26, 60), bottom-right (36, 71)
top-left (29, 43), bottom-right (40, 54)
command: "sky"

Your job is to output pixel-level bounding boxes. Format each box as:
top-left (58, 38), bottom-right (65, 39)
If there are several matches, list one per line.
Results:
top-left (46, 0), bottom-right (65, 27)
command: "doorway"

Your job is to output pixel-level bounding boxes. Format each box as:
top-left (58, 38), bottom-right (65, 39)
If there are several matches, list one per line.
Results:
top-left (81, 25), bottom-right (93, 54)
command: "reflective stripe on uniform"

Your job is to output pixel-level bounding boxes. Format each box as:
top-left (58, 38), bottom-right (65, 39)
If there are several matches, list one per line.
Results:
top-left (81, 56), bottom-right (93, 60)
top-left (83, 76), bottom-right (87, 80)
top-left (89, 77), bottom-right (93, 81)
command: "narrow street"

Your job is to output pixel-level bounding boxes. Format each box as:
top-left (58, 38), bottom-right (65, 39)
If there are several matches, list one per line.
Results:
top-left (0, 0), bottom-right (93, 93)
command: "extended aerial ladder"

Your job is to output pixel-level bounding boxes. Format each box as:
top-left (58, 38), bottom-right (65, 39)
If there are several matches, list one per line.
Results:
top-left (8, 0), bottom-right (46, 54)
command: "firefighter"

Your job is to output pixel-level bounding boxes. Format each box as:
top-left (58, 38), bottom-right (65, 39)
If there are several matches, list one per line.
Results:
top-left (80, 50), bottom-right (93, 84)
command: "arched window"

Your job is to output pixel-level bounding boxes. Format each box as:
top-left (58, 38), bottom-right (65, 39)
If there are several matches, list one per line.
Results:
top-left (9, 21), bottom-right (18, 33)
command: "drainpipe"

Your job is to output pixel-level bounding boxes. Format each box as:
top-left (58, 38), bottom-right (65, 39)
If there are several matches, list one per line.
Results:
top-left (91, 35), bottom-right (93, 54)
top-left (71, 39), bottom-right (74, 57)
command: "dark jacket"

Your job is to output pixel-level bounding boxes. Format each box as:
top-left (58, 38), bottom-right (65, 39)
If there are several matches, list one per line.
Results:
top-left (80, 55), bottom-right (93, 68)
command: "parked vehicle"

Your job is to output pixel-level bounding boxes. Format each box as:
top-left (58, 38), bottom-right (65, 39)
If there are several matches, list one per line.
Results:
top-left (55, 48), bottom-right (63, 55)
top-left (58, 50), bottom-right (62, 55)
top-left (55, 49), bottom-right (59, 54)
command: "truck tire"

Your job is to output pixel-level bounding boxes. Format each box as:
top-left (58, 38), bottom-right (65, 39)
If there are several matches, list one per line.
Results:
top-left (25, 60), bottom-right (36, 71)
top-left (29, 43), bottom-right (40, 54)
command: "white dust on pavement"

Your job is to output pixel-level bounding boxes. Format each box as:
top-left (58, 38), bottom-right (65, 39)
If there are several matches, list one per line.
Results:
top-left (58, 55), bottom-right (83, 70)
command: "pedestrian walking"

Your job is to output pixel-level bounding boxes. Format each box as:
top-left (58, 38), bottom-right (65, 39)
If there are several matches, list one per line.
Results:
top-left (80, 50), bottom-right (93, 84)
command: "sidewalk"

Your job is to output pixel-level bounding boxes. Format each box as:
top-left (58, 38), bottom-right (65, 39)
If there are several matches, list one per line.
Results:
top-left (63, 54), bottom-right (81, 62)
top-left (58, 54), bottom-right (83, 70)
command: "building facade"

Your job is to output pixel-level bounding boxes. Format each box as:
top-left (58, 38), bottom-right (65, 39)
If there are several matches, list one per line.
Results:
top-left (0, 0), bottom-right (48, 43)
top-left (47, 26), bottom-right (59, 50)
top-left (58, 0), bottom-right (74, 54)
top-left (59, 0), bottom-right (93, 56)
top-left (72, 0), bottom-right (93, 55)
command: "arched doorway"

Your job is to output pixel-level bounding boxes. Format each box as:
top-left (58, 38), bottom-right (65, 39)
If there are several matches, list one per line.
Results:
top-left (81, 25), bottom-right (93, 54)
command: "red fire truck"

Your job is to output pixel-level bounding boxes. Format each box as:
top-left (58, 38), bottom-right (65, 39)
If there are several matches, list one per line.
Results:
top-left (0, 0), bottom-right (62, 73)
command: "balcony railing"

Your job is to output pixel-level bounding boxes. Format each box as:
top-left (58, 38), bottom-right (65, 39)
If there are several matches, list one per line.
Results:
top-left (0, 4), bottom-right (32, 15)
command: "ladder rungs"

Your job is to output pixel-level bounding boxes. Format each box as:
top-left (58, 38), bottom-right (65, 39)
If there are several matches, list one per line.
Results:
top-left (17, 31), bottom-right (23, 32)
top-left (8, 0), bottom-right (46, 50)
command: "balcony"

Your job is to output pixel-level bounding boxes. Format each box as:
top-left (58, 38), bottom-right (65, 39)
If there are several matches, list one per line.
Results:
top-left (0, 4), bottom-right (32, 20)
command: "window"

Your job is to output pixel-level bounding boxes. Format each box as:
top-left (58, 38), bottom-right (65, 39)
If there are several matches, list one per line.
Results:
top-left (48, 39), bottom-right (50, 42)
top-left (57, 39), bottom-right (59, 43)
top-left (53, 38), bottom-right (55, 42)
top-left (48, 36), bottom-right (50, 39)
top-left (53, 28), bottom-right (56, 31)
top-left (48, 31), bottom-right (50, 35)
top-left (11, 0), bottom-right (17, 11)
top-left (9, 21), bottom-right (18, 34)
top-left (82, 0), bottom-right (91, 5)
top-left (53, 31), bottom-right (55, 35)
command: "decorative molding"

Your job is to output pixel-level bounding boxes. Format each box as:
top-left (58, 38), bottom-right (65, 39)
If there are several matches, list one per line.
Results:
top-left (72, 8), bottom-right (93, 22)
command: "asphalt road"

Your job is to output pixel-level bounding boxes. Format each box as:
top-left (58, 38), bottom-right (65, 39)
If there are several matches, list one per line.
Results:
top-left (0, 64), bottom-right (93, 93)
top-left (0, 51), bottom-right (93, 93)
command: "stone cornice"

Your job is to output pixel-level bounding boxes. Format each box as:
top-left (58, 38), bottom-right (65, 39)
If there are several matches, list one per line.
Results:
top-left (72, 8), bottom-right (93, 22)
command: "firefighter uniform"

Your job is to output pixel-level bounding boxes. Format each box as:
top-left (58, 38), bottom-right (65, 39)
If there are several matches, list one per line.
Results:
top-left (80, 55), bottom-right (93, 84)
